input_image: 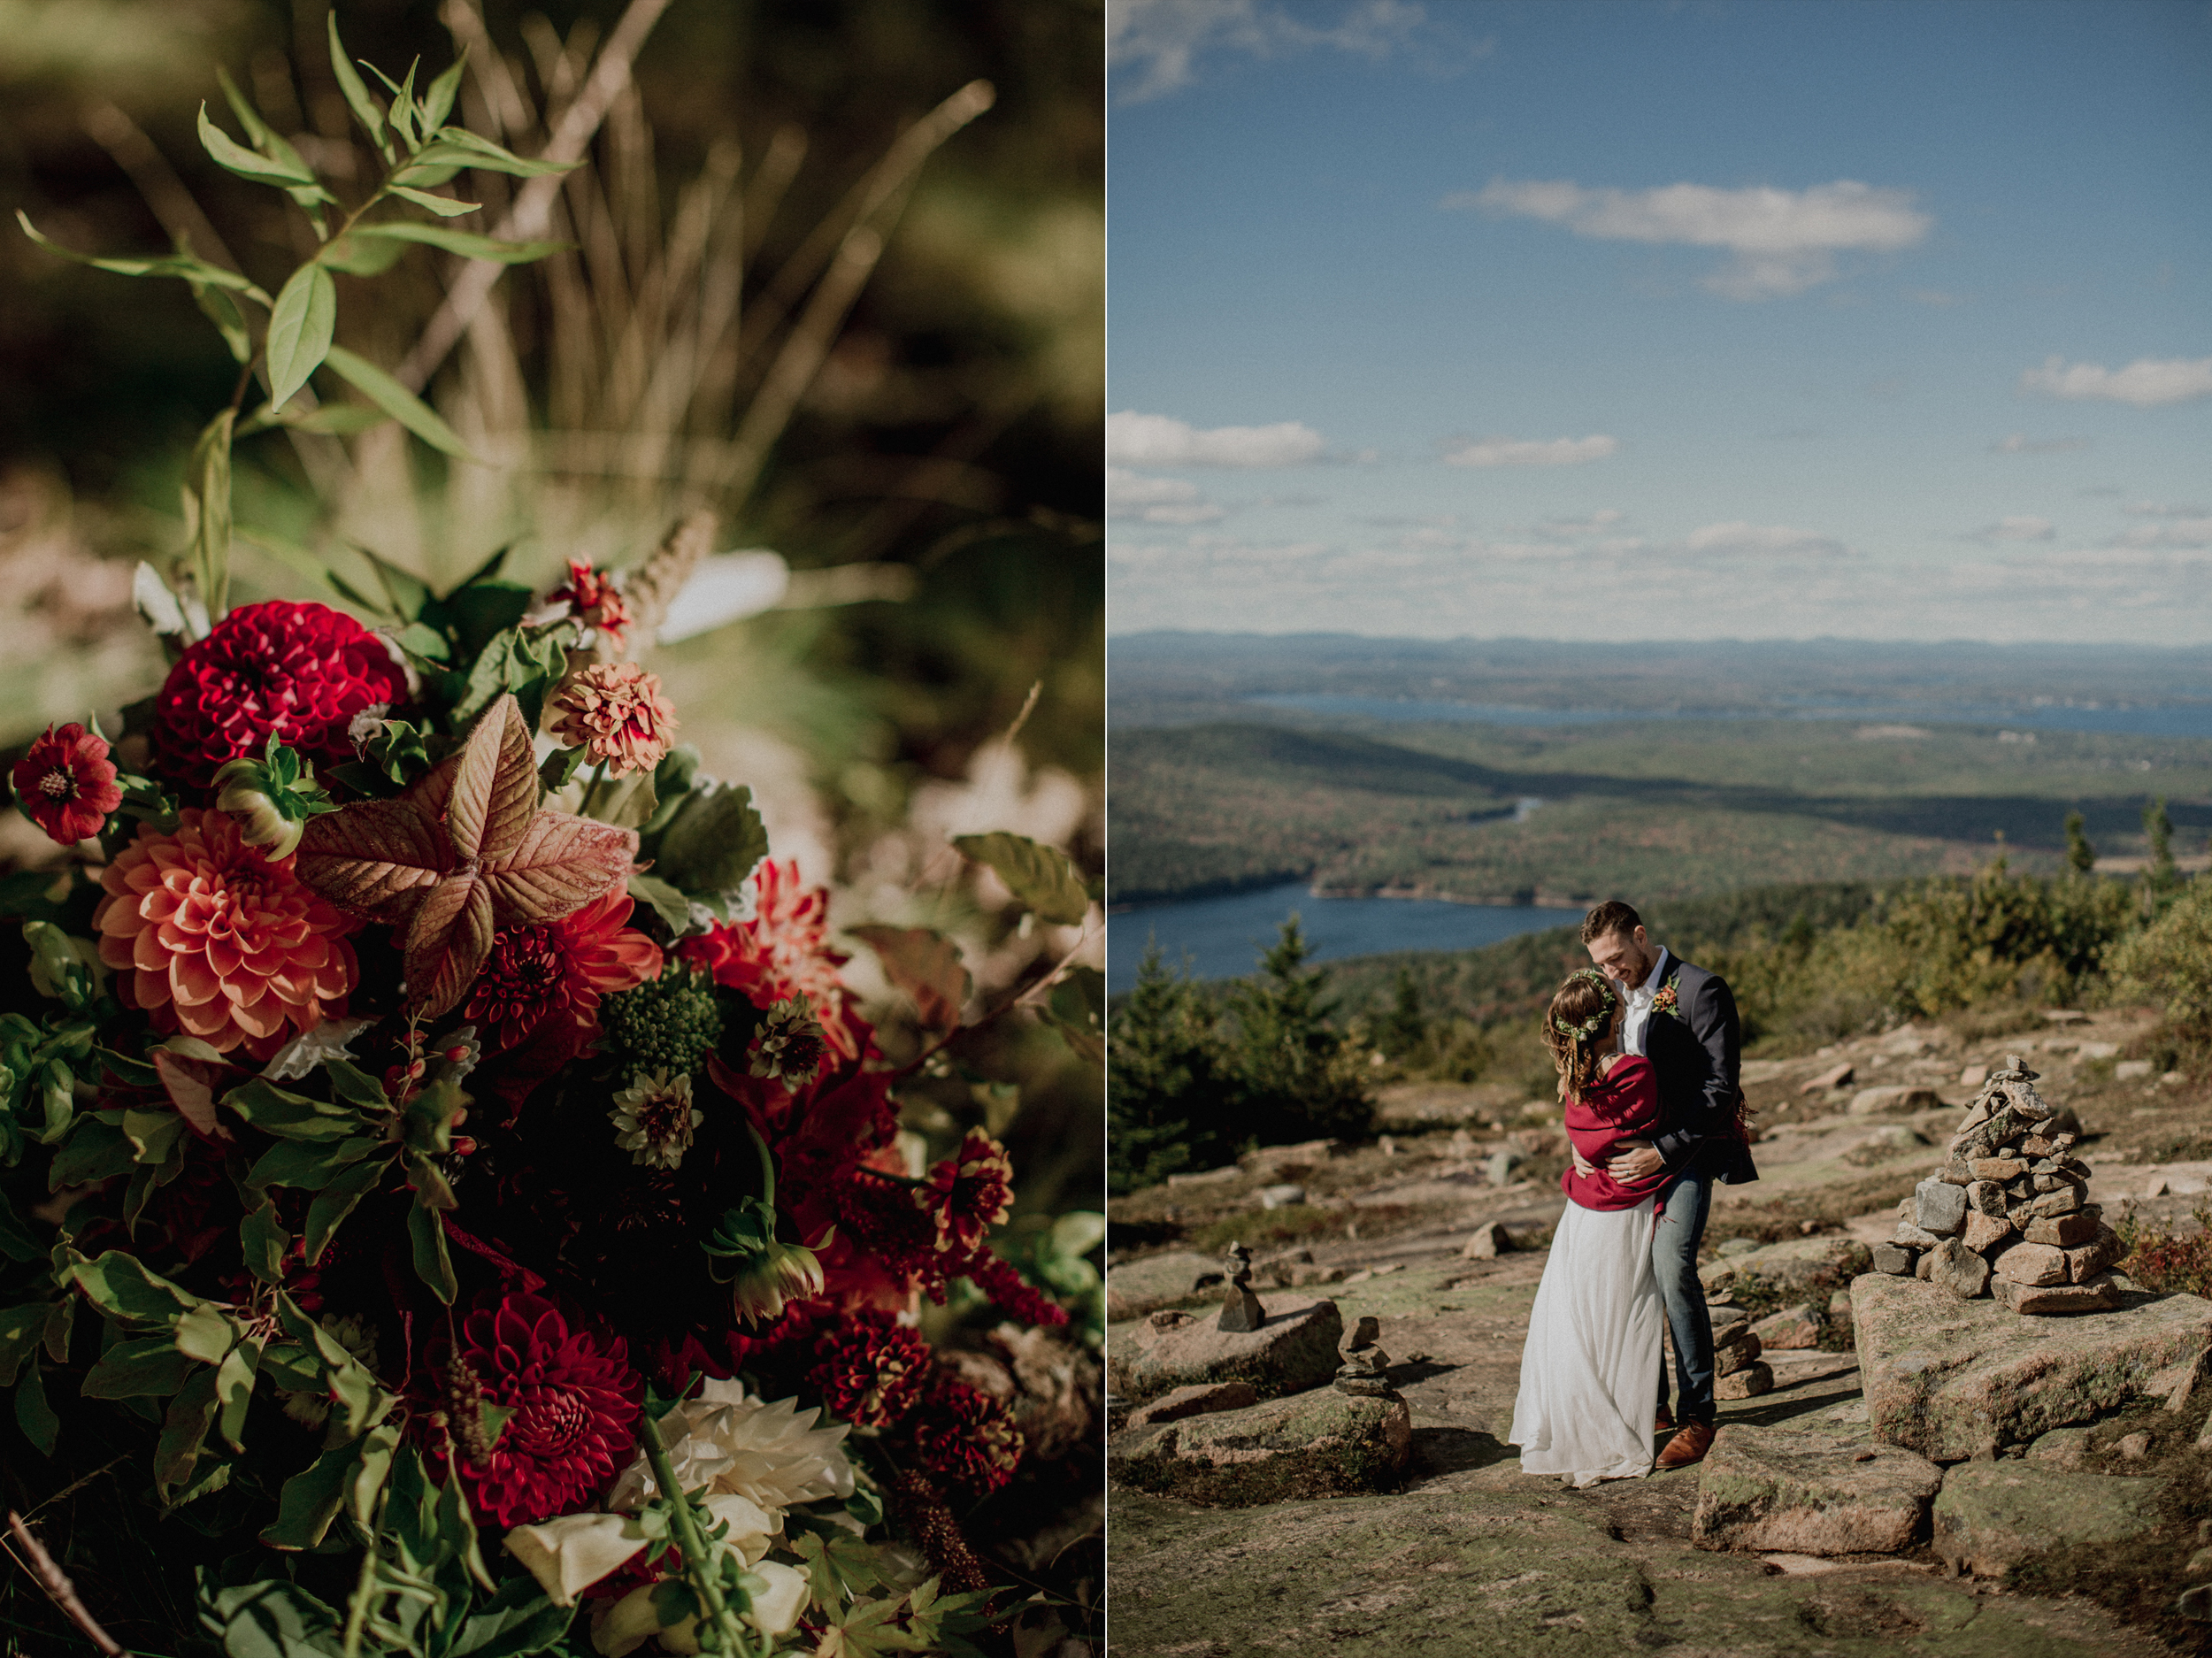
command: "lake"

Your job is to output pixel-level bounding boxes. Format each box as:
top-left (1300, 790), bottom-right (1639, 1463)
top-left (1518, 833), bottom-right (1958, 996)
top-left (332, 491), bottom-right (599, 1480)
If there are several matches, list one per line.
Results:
top-left (1109, 881), bottom-right (1570, 992)
top-left (1247, 693), bottom-right (2212, 740)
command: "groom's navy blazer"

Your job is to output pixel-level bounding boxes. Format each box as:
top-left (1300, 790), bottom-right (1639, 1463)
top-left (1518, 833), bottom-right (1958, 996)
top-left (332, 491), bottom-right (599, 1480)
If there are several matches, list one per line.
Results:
top-left (1644, 959), bottom-right (1759, 1186)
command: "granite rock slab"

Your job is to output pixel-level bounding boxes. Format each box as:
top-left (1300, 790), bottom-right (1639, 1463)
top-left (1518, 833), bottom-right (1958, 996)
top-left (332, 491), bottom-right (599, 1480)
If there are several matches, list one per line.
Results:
top-left (1932, 1462), bottom-right (2170, 1577)
top-left (1691, 1424), bottom-right (1944, 1556)
top-left (1108, 1293), bottom-right (1345, 1405)
top-left (1105, 1250), bottom-right (1227, 1320)
top-left (1109, 1386), bottom-right (1411, 1506)
top-left (1851, 1272), bottom-right (2212, 1459)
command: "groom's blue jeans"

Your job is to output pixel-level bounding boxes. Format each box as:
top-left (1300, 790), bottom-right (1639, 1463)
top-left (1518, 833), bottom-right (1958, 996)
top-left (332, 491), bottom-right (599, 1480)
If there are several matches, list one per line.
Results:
top-left (1653, 1163), bottom-right (1717, 1424)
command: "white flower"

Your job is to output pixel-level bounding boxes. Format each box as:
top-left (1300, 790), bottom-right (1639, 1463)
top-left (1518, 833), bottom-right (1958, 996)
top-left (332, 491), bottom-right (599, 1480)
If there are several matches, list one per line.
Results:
top-left (608, 1071), bottom-right (703, 1170)
top-left (507, 1493), bottom-right (777, 1608)
top-left (605, 1380), bottom-right (854, 1516)
top-left (593, 1558), bottom-right (810, 1654)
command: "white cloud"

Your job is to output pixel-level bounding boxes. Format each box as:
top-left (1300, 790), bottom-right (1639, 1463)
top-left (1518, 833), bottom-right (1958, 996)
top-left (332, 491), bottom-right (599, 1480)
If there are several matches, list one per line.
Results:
top-left (1992, 434), bottom-right (2092, 454)
top-left (1106, 466), bottom-right (1225, 524)
top-left (2107, 518), bottom-right (2212, 549)
top-left (1448, 178), bottom-right (1932, 299)
top-left (1537, 509), bottom-right (1625, 538)
top-left (2018, 355), bottom-right (2212, 407)
top-left (1441, 434), bottom-right (1618, 468)
top-left (1681, 521), bottom-right (1848, 558)
top-left (1106, 410), bottom-right (1326, 468)
top-left (2123, 500), bottom-right (2208, 517)
top-left (1964, 515), bottom-right (2055, 544)
top-left (1108, 0), bottom-right (1468, 103)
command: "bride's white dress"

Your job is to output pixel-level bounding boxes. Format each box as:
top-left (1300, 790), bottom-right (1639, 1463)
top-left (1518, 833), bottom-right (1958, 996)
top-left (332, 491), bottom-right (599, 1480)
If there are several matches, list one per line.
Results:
top-left (1509, 1194), bottom-right (1663, 1486)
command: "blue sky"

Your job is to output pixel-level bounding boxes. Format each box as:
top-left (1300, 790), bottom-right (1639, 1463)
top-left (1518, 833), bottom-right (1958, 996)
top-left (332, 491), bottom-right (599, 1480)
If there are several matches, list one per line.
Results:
top-left (1106, 0), bottom-right (2212, 643)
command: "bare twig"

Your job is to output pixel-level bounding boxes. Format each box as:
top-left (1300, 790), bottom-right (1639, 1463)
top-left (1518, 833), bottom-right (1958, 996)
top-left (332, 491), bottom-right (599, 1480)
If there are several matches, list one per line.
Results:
top-left (396, 0), bottom-right (678, 393)
top-left (4, 1510), bottom-right (126, 1656)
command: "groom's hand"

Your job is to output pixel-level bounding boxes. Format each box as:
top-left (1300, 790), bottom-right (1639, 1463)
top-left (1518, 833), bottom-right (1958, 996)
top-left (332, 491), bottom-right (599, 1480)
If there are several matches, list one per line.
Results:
top-left (1607, 1139), bottom-right (1664, 1182)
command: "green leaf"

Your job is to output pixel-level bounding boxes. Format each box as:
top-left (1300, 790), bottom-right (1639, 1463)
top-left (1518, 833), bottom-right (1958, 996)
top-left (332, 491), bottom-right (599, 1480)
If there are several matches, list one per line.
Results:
top-left (197, 102), bottom-right (314, 187)
top-left (326, 14), bottom-right (387, 151)
top-left (260, 1432), bottom-right (370, 1551)
top-left (71, 1249), bottom-right (204, 1325)
top-left (653, 784), bottom-right (769, 897)
top-left (240, 1198), bottom-right (290, 1285)
top-left (188, 272), bottom-right (252, 363)
top-left (233, 526), bottom-right (374, 614)
top-left (431, 579), bottom-right (534, 657)
top-left (0, 1303), bottom-right (48, 1387)
top-left (1041, 965), bottom-right (1104, 1064)
top-left (849, 925), bottom-right (972, 1032)
top-left (15, 211), bottom-right (273, 304)
top-left (386, 184), bottom-right (484, 218)
top-left (420, 53), bottom-right (467, 134)
top-left (155, 1366), bottom-right (221, 1501)
top-left (121, 1106), bottom-right (188, 1168)
top-left (274, 1293), bottom-right (388, 1439)
top-left (449, 1576), bottom-right (574, 1658)
top-left (246, 1135), bottom-right (382, 1192)
top-left (407, 1202), bottom-right (457, 1303)
top-left (82, 1333), bottom-right (199, 1399)
top-left (953, 833), bottom-right (1091, 925)
top-left (39, 1297), bottom-right (73, 1365)
top-left (322, 343), bottom-right (476, 461)
top-left (199, 1578), bottom-right (344, 1657)
top-left (391, 620), bottom-right (452, 664)
top-left (312, 231), bottom-right (412, 278)
top-left (627, 872), bottom-right (694, 935)
top-left (402, 127), bottom-right (580, 179)
top-left (265, 264), bottom-right (336, 411)
top-left (216, 65), bottom-right (317, 184)
top-left (173, 1303), bottom-right (236, 1364)
top-left (353, 541), bottom-right (433, 619)
top-left (321, 1057), bottom-right (391, 1111)
top-left (595, 769), bottom-right (658, 832)
top-left (15, 1355), bottom-right (58, 1455)
top-left (352, 222), bottom-right (569, 263)
top-left (301, 1155), bottom-right (387, 1264)
top-left (225, 1077), bottom-right (365, 1141)
top-left (214, 1332), bottom-right (262, 1450)
top-left (540, 743), bottom-right (589, 795)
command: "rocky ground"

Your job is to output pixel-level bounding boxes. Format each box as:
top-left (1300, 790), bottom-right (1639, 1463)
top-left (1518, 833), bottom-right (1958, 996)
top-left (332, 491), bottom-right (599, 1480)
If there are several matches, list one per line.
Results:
top-left (1106, 1008), bottom-right (2212, 1654)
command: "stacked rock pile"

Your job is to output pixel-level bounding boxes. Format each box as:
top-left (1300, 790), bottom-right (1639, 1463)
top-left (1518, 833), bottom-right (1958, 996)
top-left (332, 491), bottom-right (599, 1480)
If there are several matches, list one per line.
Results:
top-left (1867, 1055), bottom-right (2126, 1314)
top-left (1711, 1305), bottom-right (1773, 1399)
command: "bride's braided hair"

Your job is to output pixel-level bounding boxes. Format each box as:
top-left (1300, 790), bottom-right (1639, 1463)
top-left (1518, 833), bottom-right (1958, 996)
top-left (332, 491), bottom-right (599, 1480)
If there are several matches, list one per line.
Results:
top-left (1543, 968), bottom-right (1617, 1103)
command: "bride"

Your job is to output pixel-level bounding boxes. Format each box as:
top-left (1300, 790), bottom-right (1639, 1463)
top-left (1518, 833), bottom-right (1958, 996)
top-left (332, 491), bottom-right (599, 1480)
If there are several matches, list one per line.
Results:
top-left (1509, 967), bottom-right (1669, 1486)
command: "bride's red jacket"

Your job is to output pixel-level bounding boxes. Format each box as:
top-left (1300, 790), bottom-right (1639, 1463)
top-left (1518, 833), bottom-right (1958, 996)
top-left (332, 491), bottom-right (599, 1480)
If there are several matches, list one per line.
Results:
top-left (1560, 1055), bottom-right (1670, 1210)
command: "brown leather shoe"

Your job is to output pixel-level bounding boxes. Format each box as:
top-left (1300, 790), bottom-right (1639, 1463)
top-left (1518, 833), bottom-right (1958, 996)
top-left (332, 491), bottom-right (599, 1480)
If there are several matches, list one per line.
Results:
top-left (1655, 1403), bottom-right (1675, 1435)
top-left (1655, 1420), bottom-right (1714, 1470)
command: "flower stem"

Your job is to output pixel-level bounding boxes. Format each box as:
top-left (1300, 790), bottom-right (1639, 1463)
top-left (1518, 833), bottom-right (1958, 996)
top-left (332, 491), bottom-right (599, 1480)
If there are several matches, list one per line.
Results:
top-left (747, 1125), bottom-right (778, 1209)
top-left (642, 1410), bottom-right (755, 1658)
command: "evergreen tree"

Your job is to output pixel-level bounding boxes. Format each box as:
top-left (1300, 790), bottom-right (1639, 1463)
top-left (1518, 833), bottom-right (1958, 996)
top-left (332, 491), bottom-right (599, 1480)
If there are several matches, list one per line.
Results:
top-left (1226, 916), bottom-right (1374, 1145)
top-left (2063, 810), bottom-right (2096, 875)
top-left (2146, 797), bottom-right (2177, 894)
top-left (1378, 965), bottom-right (1429, 1063)
top-left (1106, 941), bottom-right (1244, 1194)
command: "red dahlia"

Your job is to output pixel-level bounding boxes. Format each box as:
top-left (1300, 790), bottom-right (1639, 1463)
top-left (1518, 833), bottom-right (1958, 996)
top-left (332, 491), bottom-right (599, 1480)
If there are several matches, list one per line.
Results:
top-left (151, 600), bottom-right (405, 789)
top-left (444, 1291), bottom-right (642, 1528)
top-left (908, 1374), bottom-right (1024, 1497)
top-left (680, 860), bottom-right (872, 1063)
top-left (465, 889), bottom-right (662, 1086)
top-left (808, 1313), bottom-right (931, 1429)
top-left (915, 1130), bottom-right (1015, 1255)
top-left (11, 722), bottom-right (123, 844)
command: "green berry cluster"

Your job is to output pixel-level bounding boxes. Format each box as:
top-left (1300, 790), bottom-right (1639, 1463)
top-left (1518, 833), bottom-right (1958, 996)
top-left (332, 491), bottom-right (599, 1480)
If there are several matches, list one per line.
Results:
top-left (601, 961), bottom-right (724, 1082)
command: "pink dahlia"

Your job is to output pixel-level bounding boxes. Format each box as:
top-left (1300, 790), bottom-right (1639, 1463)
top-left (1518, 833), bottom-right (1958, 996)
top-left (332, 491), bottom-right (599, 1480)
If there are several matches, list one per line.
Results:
top-left (94, 809), bottom-right (357, 1060)
top-left (680, 860), bottom-right (872, 1063)
top-left (445, 1291), bottom-right (642, 1528)
top-left (152, 601), bottom-right (406, 790)
top-left (546, 662), bottom-right (677, 777)
top-left (12, 722), bottom-right (122, 844)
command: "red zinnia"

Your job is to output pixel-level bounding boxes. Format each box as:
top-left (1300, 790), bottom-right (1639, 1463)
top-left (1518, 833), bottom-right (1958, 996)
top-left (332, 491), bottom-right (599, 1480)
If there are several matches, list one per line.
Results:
top-left (680, 860), bottom-right (872, 1063)
top-left (12, 722), bottom-right (123, 844)
top-left (443, 1291), bottom-right (642, 1528)
top-left (549, 558), bottom-right (631, 651)
top-left (151, 600), bottom-right (406, 790)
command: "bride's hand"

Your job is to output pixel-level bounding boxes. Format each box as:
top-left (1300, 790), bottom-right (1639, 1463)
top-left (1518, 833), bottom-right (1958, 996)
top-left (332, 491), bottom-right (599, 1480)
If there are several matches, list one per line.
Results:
top-left (1570, 1146), bottom-right (1594, 1178)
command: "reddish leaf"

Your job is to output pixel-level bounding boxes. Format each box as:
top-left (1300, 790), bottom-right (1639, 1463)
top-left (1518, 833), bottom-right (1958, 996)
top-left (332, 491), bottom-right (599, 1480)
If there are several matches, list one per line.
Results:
top-left (293, 695), bottom-right (639, 1016)
top-left (849, 925), bottom-right (971, 1032)
top-left (404, 872), bottom-right (494, 1019)
top-left (152, 1049), bottom-right (237, 1142)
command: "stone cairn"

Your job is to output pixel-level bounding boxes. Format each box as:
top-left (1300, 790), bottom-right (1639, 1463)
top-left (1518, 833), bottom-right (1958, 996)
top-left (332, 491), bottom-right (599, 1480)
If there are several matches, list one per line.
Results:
top-left (1334, 1316), bottom-right (1394, 1397)
top-left (1217, 1241), bottom-right (1267, 1333)
top-left (1710, 1307), bottom-right (1772, 1399)
top-left (1868, 1055), bottom-right (2127, 1314)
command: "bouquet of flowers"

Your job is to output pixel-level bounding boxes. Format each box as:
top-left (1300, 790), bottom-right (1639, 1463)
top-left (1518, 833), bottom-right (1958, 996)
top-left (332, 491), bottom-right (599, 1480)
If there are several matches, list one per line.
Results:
top-left (1, 22), bottom-right (1102, 1658)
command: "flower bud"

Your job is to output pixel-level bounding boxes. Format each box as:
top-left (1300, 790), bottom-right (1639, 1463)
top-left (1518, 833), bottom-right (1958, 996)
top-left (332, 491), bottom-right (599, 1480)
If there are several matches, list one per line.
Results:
top-left (726, 1236), bottom-right (828, 1327)
top-left (214, 766), bottom-right (304, 858)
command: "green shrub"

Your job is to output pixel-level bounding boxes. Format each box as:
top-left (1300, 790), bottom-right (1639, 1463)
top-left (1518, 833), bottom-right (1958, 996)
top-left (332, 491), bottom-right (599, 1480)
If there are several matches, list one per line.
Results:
top-left (2110, 877), bottom-right (2212, 1039)
top-left (1107, 941), bottom-right (1248, 1194)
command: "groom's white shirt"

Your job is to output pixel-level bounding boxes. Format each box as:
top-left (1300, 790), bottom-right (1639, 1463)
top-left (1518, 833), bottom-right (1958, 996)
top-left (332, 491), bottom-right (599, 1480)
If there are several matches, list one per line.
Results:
top-left (1620, 946), bottom-right (1672, 1058)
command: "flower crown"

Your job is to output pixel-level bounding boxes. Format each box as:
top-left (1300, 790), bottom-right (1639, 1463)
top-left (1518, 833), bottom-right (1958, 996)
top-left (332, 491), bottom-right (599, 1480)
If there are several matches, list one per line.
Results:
top-left (1551, 967), bottom-right (1617, 1040)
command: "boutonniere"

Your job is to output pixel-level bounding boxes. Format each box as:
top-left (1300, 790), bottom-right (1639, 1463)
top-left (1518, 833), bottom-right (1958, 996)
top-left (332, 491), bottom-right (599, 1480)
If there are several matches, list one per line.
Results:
top-left (1651, 974), bottom-right (1685, 1021)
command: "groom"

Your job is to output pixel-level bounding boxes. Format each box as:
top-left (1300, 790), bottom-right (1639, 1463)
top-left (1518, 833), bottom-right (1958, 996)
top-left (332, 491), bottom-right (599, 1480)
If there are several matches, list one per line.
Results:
top-left (1575, 900), bottom-right (1758, 1470)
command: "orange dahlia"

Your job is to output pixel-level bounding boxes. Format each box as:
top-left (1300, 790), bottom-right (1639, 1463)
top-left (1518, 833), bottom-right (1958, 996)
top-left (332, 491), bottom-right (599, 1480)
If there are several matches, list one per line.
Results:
top-left (546, 662), bottom-right (678, 777)
top-left (95, 809), bottom-right (357, 1060)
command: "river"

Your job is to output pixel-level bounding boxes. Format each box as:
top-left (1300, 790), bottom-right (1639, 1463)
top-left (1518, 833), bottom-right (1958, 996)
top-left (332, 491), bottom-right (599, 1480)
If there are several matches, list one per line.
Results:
top-left (1108, 881), bottom-right (1570, 992)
